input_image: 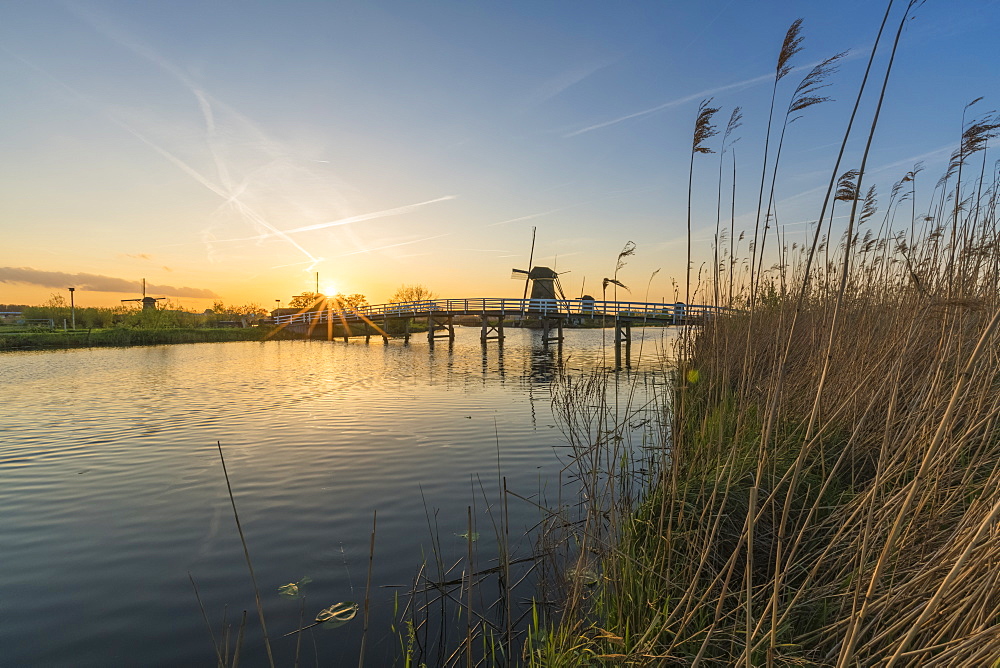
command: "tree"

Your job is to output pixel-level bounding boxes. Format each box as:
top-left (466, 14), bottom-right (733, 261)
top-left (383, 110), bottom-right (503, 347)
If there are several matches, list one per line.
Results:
top-left (212, 301), bottom-right (268, 317)
top-left (288, 292), bottom-right (324, 308)
top-left (288, 292), bottom-right (368, 310)
top-left (43, 293), bottom-right (68, 308)
top-left (333, 293), bottom-right (368, 310)
top-left (388, 284), bottom-right (436, 303)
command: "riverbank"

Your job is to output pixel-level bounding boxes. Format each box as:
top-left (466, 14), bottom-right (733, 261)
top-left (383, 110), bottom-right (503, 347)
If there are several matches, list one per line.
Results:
top-left (0, 326), bottom-right (296, 351)
top-left (532, 288), bottom-right (1000, 665)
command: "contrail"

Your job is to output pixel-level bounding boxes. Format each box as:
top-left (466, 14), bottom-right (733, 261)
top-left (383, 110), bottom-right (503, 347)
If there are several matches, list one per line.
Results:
top-left (564, 51), bottom-right (866, 138)
top-left (73, 15), bottom-right (459, 251)
top-left (3, 39), bottom-right (323, 269)
top-left (265, 196), bottom-right (458, 237)
top-left (564, 72), bottom-right (773, 137)
top-left (333, 233), bottom-right (451, 257)
top-left (188, 196), bottom-right (457, 246)
top-left (270, 259), bottom-right (326, 270)
top-left (488, 205), bottom-right (580, 228)
top-left (113, 119), bottom-right (323, 267)
top-left (53, 7), bottom-right (332, 268)
top-left (487, 185), bottom-right (659, 227)
top-left (775, 144), bottom-right (954, 207)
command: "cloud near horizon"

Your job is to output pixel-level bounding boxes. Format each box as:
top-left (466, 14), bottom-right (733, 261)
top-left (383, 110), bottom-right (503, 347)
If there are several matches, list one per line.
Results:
top-left (0, 267), bottom-right (218, 298)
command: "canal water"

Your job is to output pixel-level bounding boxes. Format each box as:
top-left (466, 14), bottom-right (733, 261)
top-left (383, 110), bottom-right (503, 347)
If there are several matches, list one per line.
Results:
top-left (0, 327), bottom-right (674, 666)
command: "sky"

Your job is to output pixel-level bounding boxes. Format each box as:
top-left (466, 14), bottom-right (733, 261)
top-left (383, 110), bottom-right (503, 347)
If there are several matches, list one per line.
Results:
top-left (2, 0), bottom-right (999, 309)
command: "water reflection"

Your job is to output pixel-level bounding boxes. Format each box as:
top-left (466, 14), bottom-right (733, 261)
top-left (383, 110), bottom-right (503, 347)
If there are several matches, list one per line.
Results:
top-left (0, 327), bottom-right (675, 667)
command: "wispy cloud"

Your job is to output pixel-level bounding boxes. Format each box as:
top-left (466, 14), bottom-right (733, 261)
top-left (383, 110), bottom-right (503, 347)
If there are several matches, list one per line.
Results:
top-left (0, 267), bottom-right (218, 298)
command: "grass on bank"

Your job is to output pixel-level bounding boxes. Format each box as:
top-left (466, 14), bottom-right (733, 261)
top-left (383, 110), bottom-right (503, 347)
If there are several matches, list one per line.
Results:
top-left (0, 326), bottom-right (296, 351)
top-left (523, 2), bottom-right (1000, 665)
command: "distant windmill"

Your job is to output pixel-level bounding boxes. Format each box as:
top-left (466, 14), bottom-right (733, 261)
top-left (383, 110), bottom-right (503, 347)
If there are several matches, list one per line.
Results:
top-left (121, 278), bottom-right (167, 311)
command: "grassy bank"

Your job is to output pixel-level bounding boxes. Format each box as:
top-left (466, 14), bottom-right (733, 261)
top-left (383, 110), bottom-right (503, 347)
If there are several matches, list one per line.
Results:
top-left (0, 326), bottom-right (295, 351)
top-left (534, 291), bottom-right (1000, 665)
top-left (524, 4), bottom-right (1000, 665)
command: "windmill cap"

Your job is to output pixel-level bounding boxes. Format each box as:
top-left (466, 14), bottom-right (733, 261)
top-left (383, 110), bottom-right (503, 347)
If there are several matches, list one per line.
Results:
top-left (528, 266), bottom-right (559, 279)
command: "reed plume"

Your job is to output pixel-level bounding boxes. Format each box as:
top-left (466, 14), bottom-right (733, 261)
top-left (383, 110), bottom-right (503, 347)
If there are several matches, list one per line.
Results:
top-left (526, 3), bottom-right (1000, 667)
top-left (750, 19), bottom-right (805, 308)
top-left (715, 107), bottom-right (743, 306)
top-left (776, 18), bottom-right (804, 82)
top-left (687, 99), bottom-right (721, 305)
top-left (757, 51), bottom-right (846, 291)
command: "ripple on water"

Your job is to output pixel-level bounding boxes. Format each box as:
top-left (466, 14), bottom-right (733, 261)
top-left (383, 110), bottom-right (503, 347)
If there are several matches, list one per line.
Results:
top-left (0, 328), bottom-right (675, 666)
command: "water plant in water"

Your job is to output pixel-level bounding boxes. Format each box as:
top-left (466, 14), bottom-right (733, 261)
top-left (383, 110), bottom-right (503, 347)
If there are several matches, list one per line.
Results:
top-left (282, 601), bottom-right (359, 636)
top-left (277, 576), bottom-right (313, 598)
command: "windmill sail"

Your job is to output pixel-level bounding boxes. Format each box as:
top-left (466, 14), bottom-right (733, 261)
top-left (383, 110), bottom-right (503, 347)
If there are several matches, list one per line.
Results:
top-left (554, 275), bottom-right (567, 300)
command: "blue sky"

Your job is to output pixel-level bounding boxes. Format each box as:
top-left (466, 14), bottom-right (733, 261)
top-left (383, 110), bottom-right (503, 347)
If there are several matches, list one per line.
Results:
top-left (2, 0), bottom-right (998, 307)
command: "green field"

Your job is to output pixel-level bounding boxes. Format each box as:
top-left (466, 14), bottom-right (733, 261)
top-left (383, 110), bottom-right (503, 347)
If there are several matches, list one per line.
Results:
top-left (0, 326), bottom-right (294, 351)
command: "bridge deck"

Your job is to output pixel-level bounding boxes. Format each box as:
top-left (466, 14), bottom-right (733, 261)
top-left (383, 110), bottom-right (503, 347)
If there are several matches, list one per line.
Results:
top-left (273, 298), bottom-right (727, 328)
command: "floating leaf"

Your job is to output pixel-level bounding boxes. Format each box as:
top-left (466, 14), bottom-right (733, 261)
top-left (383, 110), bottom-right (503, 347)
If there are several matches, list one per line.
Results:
top-left (278, 576), bottom-right (313, 598)
top-left (282, 600), bottom-right (358, 636)
top-left (316, 601), bottom-right (358, 629)
top-left (278, 582), bottom-right (299, 598)
top-left (455, 532), bottom-right (480, 542)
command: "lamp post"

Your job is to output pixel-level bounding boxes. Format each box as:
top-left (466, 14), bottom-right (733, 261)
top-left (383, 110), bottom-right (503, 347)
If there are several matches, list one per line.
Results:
top-left (68, 287), bottom-right (76, 330)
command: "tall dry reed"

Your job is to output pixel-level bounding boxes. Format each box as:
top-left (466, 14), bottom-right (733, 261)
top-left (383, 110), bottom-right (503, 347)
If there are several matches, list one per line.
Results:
top-left (528, 1), bottom-right (1000, 665)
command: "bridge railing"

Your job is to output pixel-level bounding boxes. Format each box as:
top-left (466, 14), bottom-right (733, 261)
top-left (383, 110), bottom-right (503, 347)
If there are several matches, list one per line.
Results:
top-left (273, 298), bottom-right (733, 327)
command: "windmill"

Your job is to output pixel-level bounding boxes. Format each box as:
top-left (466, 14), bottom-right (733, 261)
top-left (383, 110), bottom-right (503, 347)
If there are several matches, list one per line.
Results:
top-left (121, 279), bottom-right (167, 311)
top-left (510, 266), bottom-right (567, 300)
top-left (510, 226), bottom-right (569, 302)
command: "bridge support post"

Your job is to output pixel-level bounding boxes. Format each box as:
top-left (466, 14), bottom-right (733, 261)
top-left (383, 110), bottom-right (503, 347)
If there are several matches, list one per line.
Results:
top-left (541, 316), bottom-right (563, 346)
top-left (404, 318), bottom-right (410, 344)
top-left (480, 313), bottom-right (506, 344)
top-left (382, 317), bottom-right (389, 345)
top-left (364, 322), bottom-right (371, 344)
top-left (427, 313), bottom-right (455, 348)
top-left (343, 323), bottom-right (350, 343)
top-left (614, 319), bottom-right (631, 369)
top-left (613, 318), bottom-right (631, 346)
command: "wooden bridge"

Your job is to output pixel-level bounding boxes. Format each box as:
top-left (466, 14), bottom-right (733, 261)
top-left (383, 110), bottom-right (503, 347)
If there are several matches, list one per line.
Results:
top-left (272, 297), bottom-right (726, 348)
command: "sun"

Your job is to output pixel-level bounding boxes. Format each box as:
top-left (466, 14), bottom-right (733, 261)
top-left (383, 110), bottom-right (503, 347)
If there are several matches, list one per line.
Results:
top-left (320, 282), bottom-right (339, 296)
